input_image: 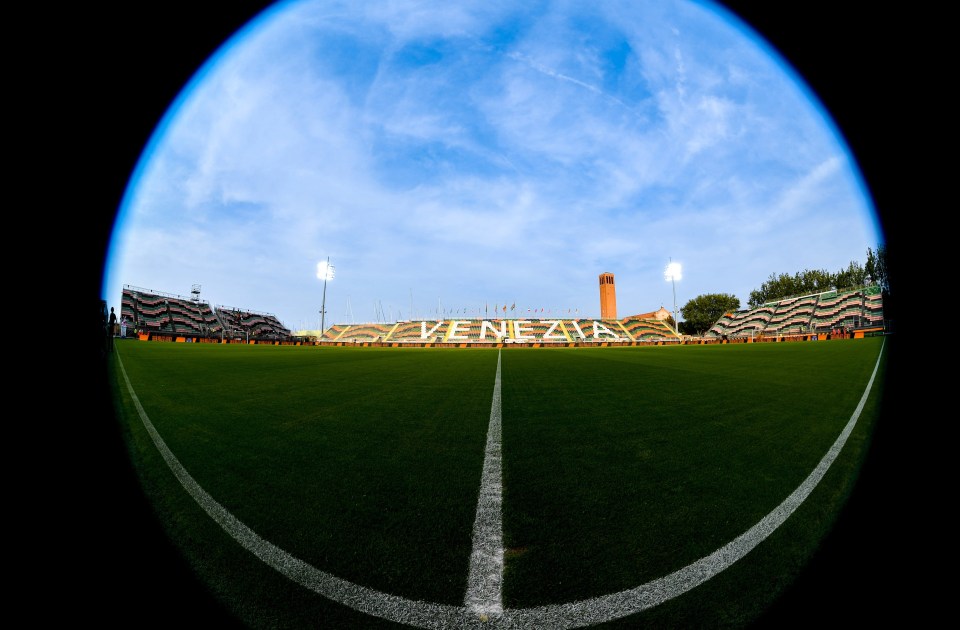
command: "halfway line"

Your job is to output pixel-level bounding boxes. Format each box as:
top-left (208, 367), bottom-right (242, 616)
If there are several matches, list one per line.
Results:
top-left (111, 340), bottom-right (885, 628)
top-left (464, 349), bottom-right (505, 619)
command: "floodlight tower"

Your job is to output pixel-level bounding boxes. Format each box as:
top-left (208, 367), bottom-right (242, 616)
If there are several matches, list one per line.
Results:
top-left (665, 258), bottom-right (682, 333)
top-left (317, 257), bottom-right (335, 334)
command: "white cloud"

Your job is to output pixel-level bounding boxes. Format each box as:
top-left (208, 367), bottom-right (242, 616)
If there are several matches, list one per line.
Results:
top-left (105, 0), bottom-right (879, 327)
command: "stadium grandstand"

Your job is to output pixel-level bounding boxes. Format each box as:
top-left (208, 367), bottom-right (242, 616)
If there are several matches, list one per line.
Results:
top-left (317, 315), bottom-right (680, 346)
top-left (120, 285), bottom-right (295, 343)
top-left (706, 285), bottom-right (885, 342)
top-left (118, 283), bottom-right (885, 347)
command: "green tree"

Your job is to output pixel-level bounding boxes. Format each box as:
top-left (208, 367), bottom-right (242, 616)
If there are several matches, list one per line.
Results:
top-left (834, 260), bottom-right (867, 291)
top-left (680, 293), bottom-right (741, 335)
top-left (746, 245), bottom-right (888, 309)
top-left (748, 269), bottom-right (834, 307)
top-left (865, 245), bottom-right (889, 294)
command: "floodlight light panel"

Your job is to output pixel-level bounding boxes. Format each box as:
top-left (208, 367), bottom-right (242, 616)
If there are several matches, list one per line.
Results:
top-left (665, 261), bottom-right (682, 282)
top-left (316, 261), bottom-right (335, 281)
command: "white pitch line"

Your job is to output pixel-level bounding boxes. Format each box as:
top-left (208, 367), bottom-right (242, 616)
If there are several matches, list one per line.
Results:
top-left (113, 339), bottom-right (885, 629)
top-left (464, 349), bottom-right (505, 619)
top-left (498, 337), bottom-right (888, 628)
top-left (114, 349), bottom-right (475, 629)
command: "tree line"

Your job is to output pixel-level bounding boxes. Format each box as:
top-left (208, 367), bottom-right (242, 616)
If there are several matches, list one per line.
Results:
top-left (676, 245), bottom-right (889, 335)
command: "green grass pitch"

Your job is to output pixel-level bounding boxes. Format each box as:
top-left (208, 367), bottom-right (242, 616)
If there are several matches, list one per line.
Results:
top-left (107, 337), bottom-right (886, 628)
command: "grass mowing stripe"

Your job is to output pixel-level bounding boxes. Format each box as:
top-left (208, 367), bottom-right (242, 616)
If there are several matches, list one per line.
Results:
top-left (112, 339), bottom-right (885, 628)
top-left (501, 339), bottom-right (883, 607)
top-left (464, 349), bottom-right (505, 619)
top-left (114, 346), bottom-right (484, 629)
top-left (499, 338), bottom-right (886, 628)
top-left (117, 343), bottom-right (493, 603)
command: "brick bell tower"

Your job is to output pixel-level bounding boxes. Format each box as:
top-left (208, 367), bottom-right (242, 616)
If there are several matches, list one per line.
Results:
top-left (599, 272), bottom-right (617, 319)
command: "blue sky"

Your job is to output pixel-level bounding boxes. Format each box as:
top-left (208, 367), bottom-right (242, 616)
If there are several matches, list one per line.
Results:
top-left (102, 0), bottom-right (882, 332)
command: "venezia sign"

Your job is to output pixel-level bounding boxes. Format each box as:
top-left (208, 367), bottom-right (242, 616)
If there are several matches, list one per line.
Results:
top-left (418, 319), bottom-right (626, 341)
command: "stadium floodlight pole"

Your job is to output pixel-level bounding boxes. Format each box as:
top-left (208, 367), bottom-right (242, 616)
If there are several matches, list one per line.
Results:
top-left (665, 258), bottom-right (682, 333)
top-left (317, 257), bottom-right (335, 334)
